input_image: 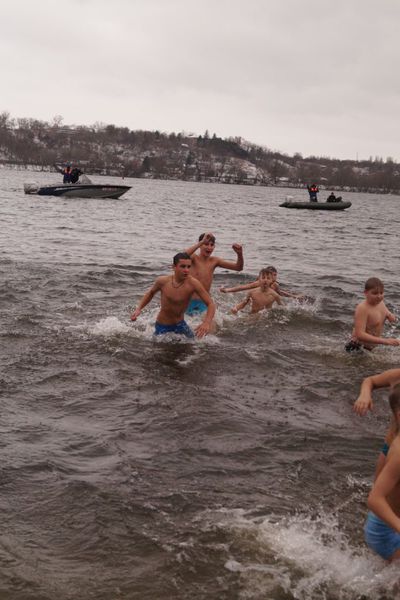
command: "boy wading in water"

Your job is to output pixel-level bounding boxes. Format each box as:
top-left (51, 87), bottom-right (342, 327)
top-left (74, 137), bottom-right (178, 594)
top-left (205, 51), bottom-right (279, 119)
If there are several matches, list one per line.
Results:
top-left (220, 265), bottom-right (304, 300)
top-left (184, 233), bottom-right (243, 316)
top-left (130, 253), bottom-right (215, 338)
top-left (345, 277), bottom-right (399, 352)
top-left (365, 383), bottom-right (400, 562)
top-left (230, 269), bottom-right (282, 315)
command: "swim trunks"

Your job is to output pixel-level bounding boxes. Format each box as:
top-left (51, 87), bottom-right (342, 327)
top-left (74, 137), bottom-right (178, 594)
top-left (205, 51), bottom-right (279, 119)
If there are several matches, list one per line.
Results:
top-left (186, 299), bottom-right (207, 316)
top-left (381, 442), bottom-right (390, 456)
top-left (364, 511), bottom-right (400, 560)
top-left (345, 339), bottom-right (363, 353)
top-left (154, 320), bottom-right (194, 338)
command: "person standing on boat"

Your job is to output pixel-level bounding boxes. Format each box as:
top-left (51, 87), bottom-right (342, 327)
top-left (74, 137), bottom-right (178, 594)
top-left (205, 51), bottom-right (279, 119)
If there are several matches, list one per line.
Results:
top-left (307, 183), bottom-right (319, 202)
top-left (70, 167), bottom-right (82, 184)
top-left (54, 163), bottom-right (72, 183)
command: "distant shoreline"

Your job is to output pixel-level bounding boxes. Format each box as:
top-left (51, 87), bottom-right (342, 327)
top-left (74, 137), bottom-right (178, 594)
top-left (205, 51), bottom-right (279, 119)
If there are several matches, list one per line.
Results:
top-left (1, 161), bottom-right (398, 196)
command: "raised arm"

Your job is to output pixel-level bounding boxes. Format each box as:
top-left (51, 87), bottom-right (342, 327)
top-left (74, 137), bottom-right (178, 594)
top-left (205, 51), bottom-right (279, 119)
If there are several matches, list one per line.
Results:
top-left (184, 233), bottom-right (214, 257)
top-left (220, 280), bottom-right (259, 294)
top-left (191, 279), bottom-right (216, 338)
top-left (354, 305), bottom-right (400, 346)
top-left (130, 277), bottom-right (163, 321)
top-left (54, 163), bottom-right (64, 174)
top-left (353, 369), bottom-right (400, 416)
top-left (215, 243), bottom-right (244, 272)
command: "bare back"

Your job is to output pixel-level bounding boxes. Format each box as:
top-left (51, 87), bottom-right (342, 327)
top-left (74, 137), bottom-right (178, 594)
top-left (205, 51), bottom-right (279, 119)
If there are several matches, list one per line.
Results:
top-left (384, 437), bottom-right (400, 517)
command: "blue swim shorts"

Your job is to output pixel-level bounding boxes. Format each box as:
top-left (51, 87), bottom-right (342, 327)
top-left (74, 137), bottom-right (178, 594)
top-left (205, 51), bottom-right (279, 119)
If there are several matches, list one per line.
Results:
top-left (364, 511), bottom-right (400, 560)
top-left (381, 442), bottom-right (390, 456)
top-left (154, 320), bottom-right (194, 338)
top-left (186, 299), bottom-right (207, 316)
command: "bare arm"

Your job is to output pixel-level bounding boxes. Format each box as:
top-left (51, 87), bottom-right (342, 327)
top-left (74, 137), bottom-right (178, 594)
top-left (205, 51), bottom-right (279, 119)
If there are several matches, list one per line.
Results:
top-left (354, 305), bottom-right (400, 346)
top-left (130, 277), bottom-right (163, 321)
top-left (278, 288), bottom-right (304, 299)
top-left (368, 454), bottom-right (400, 532)
top-left (353, 369), bottom-right (400, 416)
top-left (184, 233), bottom-right (213, 257)
top-left (386, 306), bottom-right (397, 324)
top-left (220, 280), bottom-right (259, 293)
top-left (274, 292), bottom-right (283, 306)
top-left (215, 243), bottom-right (244, 272)
top-left (231, 295), bottom-right (251, 315)
top-left (191, 279), bottom-right (216, 338)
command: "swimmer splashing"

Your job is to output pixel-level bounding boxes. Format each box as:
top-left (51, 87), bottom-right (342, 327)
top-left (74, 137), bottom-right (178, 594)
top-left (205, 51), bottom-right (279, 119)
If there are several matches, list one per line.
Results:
top-left (130, 252), bottom-right (215, 338)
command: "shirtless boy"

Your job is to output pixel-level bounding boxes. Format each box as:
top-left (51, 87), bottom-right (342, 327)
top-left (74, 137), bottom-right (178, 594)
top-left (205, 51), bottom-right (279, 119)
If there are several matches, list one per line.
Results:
top-left (183, 233), bottom-right (244, 316)
top-left (130, 252), bottom-right (215, 338)
top-left (365, 383), bottom-right (400, 562)
top-left (354, 368), bottom-right (400, 479)
top-left (231, 269), bottom-right (282, 315)
top-left (345, 277), bottom-right (399, 352)
top-left (220, 265), bottom-right (303, 299)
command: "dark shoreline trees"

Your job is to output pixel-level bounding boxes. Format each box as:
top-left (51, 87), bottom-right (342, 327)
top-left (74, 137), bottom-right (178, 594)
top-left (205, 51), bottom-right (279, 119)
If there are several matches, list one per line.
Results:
top-left (0, 112), bottom-right (399, 193)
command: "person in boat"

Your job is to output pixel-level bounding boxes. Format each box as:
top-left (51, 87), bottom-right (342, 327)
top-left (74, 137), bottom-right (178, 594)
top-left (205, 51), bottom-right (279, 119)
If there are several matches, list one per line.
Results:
top-left (54, 163), bottom-right (72, 183)
top-left (307, 183), bottom-right (319, 202)
top-left (230, 268), bottom-right (283, 315)
top-left (70, 167), bottom-right (83, 184)
top-left (327, 192), bottom-right (337, 202)
top-left (130, 252), bottom-right (215, 339)
top-left (345, 277), bottom-right (399, 353)
top-left (183, 232), bottom-right (243, 317)
top-left (220, 265), bottom-right (305, 300)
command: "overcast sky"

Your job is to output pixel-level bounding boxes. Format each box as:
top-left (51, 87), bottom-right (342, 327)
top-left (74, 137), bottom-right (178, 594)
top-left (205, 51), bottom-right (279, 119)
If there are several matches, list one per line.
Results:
top-left (2, 0), bottom-right (399, 161)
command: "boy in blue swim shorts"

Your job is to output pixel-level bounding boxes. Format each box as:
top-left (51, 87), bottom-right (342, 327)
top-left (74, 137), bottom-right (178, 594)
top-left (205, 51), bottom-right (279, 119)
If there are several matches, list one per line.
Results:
top-left (130, 252), bottom-right (215, 339)
top-left (366, 383), bottom-right (400, 562)
top-left (183, 232), bottom-right (244, 320)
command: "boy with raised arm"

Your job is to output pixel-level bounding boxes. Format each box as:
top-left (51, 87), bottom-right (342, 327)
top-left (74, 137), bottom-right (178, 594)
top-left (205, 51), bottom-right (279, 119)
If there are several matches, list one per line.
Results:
top-left (231, 269), bottom-right (282, 315)
top-left (130, 252), bottom-right (215, 338)
top-left (345, 277), bottom-right (399, 352)
top-left (184, 232), bottom-right (243, 316)
top-left (220, 265), bottom-right (303, 299)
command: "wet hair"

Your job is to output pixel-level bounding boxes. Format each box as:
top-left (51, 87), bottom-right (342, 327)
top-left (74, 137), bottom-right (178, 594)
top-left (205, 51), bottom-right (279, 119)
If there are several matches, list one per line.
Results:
top-left (259, 268), bottom-right (272, 277)
top-left (365, 277), bottom-right (384, 292)
top-left (265, 265), bottom-right (277, 274)
top-left (173, 252), bottom-right (191, 265)
top-left (198, 233), bottom-right (216, 243)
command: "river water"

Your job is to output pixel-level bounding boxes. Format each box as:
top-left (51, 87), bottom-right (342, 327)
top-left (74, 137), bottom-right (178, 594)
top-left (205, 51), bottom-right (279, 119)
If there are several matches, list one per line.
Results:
top-left (1, 167), bottom-right (400, 599)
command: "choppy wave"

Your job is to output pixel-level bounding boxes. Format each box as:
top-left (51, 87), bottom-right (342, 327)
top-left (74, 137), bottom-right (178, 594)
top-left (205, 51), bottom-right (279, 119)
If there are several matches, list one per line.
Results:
top-left (1, 170), bottom-right (400, 599)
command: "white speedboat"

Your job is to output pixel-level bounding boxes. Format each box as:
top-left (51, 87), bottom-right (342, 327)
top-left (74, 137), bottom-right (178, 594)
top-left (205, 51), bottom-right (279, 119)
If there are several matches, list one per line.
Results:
top-left (24, 175), bottom-right (130, 199)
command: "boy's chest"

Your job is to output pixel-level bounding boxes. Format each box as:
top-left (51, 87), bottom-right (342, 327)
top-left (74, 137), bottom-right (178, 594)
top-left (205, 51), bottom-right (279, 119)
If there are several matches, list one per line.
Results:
top-left (366, 304), bottom-right (386, 326)
top-left (163, 283), bottom-right (191, 302)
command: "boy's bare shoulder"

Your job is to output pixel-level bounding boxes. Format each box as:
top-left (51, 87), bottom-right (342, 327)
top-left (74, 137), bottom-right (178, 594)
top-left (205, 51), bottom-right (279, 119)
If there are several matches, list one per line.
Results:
top-left (188, 275), bottom-right (204, 288)
top-left (355, 300), bottom-right (368, 314)
top-left (157, 275), bottom-right (171, 286)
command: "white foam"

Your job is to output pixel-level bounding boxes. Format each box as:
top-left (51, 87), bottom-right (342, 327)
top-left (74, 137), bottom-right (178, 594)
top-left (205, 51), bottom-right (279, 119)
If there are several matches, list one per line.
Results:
top-left (90, 316), bottom-right (132, 337)
top-left (211, 508), bottom-right (400, 599)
